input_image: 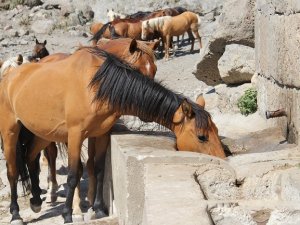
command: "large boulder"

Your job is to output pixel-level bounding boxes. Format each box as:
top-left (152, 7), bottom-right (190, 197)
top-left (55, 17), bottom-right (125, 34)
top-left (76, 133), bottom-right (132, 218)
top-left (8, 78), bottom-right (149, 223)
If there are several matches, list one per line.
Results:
top-left (193, 0), bottom-right (255, 86)
top-left (218, 44), bottom-right (255, 85)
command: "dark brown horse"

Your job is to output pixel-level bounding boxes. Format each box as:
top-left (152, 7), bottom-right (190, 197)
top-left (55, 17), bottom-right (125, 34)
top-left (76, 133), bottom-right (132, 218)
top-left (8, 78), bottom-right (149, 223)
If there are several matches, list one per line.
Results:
top-left (29, 39), bottom-right (49, 61)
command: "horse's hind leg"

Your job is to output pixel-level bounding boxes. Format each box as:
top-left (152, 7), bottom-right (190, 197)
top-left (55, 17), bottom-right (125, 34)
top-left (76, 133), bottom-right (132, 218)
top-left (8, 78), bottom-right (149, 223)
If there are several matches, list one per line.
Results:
top-left (192, 28), bottom-right (202, 50)
top-left (26, 137), bottom-right (51, 213)
top-left (93, 134), bottom-right (110, 219)
top-left (187, 29), bottom-right (195, 52)
top-left (44, 142), bottom-right (59, 203)
top-left (2, 124), bottom-right (23, 224)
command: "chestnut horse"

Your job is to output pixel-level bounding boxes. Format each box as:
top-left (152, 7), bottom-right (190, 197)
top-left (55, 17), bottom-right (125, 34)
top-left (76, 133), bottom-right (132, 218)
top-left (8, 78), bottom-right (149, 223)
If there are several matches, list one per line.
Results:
top-left (91, 18), bottom-right (143, 44)
top-left (41, 39), bottom-right (159, 210)
top-left (142, 11), bottom-right (202, 59)
top-left (0, 38), bottom-right (159, 224)
top-left (0, 40), bottom-right (225, 224)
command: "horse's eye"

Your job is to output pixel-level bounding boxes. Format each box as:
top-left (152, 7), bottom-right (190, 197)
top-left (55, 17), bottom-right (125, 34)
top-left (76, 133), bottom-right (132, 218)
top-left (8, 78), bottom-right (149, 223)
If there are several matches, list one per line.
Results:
top-left (198, 135), bottom-right (208, 143)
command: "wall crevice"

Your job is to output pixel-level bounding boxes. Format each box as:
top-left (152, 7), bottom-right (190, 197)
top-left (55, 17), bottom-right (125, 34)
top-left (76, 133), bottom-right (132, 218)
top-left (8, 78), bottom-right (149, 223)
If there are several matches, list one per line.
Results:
top-left (258, 73), bottom-right (300, 91)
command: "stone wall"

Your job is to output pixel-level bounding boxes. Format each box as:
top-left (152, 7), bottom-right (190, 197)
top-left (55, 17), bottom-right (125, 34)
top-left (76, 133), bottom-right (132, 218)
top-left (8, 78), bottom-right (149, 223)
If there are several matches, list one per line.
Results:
top-left (256, 0), bottom-right (300, 143)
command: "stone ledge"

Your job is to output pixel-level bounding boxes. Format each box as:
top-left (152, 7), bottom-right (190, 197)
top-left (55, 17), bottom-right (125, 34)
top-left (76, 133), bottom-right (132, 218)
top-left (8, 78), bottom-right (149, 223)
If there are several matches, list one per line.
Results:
top-left (107, 133), bottom-right (300, 225)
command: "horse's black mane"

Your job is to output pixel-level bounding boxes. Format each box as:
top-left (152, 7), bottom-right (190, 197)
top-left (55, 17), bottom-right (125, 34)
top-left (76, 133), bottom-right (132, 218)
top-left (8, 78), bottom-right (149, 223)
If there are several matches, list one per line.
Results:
top-left (88, 47), bottom-right (210, 130)
top-left (126, 11), bottom-right (151, 19)
top-left (90, 22), bottom-right (111, 43)
top-left (108, 25), bottom-right (122, 39)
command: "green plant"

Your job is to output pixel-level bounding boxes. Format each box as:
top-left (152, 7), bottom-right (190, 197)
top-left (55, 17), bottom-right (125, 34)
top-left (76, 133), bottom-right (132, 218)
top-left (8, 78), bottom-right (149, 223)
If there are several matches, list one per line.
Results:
top-left (237, 88), bottom-right (257, 116)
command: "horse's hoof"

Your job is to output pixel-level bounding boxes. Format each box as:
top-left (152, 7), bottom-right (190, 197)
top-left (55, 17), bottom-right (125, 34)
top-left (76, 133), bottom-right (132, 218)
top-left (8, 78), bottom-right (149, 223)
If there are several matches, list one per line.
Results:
top-left (11, 219), bottom-right (24, 225)
top-left (72, 214), bottom-right (84, 223)
top-left (30, 203), bottom-right (41, 213)
top-left (84, 207), bottom-right (96, 221)
top-left (95, 209), bottom-right (107, 219)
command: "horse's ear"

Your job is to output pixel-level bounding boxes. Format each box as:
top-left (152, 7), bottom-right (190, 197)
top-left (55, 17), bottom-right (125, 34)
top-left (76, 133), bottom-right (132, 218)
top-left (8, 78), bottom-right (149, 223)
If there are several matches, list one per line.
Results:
top-left (107, 9), bottom-right (109, 12)
top-left (17, 54), bottom-right (23, 65)
top-left (196, 94), bottom-right (205, 108)
top-left (36, 39), bottom-right (39, 44)
top-left (44, 40), bottom-right (47, 45)
top-left (129, 39), bottom-right (138, 53)
top-left (181, 99), bottom-right (194, 119)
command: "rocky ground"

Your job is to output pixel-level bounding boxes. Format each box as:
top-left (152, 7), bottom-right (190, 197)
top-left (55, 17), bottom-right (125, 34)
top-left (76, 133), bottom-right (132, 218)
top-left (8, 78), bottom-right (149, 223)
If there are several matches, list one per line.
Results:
top-left (0, 0), bottom-right (299, 224)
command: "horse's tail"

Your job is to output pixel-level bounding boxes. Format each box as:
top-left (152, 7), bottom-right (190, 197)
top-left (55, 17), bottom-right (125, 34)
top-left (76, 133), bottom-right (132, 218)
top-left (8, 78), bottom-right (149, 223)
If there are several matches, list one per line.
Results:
top-left (16, 124), bottom-right (36, 194)
top-left (196, 14), bottom-right (201, 27)
top-left (90, 22), bottom-right (112, 44)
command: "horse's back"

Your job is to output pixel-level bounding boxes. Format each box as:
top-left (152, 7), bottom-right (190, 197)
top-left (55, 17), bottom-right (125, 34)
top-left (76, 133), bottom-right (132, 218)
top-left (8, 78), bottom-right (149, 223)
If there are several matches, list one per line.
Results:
top-left (148, 16), bottom-right (172, 31)
top-left (2, 49), bottom-right (104, 141)
top-left (39, 53), bottom-right (70, 63)
top-left (164, 11), bottom-right (199, 34)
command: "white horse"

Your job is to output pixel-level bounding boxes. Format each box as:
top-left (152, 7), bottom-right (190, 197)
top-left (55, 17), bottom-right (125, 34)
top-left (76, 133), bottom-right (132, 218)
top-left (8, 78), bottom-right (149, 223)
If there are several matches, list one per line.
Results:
top-left (0, 54), bottom-right (23, 79)
top-left (107, 8), bottom-right (126, 21)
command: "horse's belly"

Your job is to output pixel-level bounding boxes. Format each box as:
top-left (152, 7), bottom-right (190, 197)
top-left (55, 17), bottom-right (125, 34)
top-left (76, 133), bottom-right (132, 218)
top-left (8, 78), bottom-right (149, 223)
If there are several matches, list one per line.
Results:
top-left (10, 75), bottom-right (69, 141)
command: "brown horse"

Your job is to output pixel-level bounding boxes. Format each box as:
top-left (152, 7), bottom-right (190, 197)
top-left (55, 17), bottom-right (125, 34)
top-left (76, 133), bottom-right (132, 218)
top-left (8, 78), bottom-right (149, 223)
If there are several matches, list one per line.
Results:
top-left (142, 11), bottom-right (202, 59)
top-left (91, 18), bottom-right (143, 44)
top-left (12, 38), bottom-right (159, 222)
top-left (0, 38), bottom-right (224, 224)
top-left (29, 39), bottom-right (49, 61)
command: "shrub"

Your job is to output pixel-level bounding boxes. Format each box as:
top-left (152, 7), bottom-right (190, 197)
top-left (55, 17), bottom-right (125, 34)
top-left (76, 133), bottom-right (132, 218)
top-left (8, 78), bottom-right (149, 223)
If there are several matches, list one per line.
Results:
top-left (237, 88), bottom-right (257, 116)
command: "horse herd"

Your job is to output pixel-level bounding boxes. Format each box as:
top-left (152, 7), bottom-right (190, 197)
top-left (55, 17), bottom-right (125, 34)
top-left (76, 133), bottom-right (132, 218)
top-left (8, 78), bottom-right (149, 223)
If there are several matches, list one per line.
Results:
top-left (0, 8), bottom-right (221, 225)
top-left (91, 7), bottom-right (202, 59)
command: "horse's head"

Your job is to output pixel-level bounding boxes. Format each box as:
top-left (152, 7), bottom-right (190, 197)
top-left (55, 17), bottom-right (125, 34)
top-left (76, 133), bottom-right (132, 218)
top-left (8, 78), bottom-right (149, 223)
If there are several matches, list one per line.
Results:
top-left (31, 39), bottom-right (49, 61)
top-left (141, 20), bottom-right (155, 40)
top-left (98, 38), bottom-right (159, 78)
top-left (107, 9), bottom-right (121, 21)
top-left (172, 96), bottom-right (226, 158)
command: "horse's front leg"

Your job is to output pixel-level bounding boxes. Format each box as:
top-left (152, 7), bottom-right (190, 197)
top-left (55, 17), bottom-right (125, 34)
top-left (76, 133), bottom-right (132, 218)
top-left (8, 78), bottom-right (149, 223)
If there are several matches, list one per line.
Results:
top-left (27, 137), bottom-right (51, 213)
top-left (72, 160), bottom-right (83, 221)
top-left (87, 137), bottom-right (96, 207)
top-left (164, 35), bottom-right (170, 60)
top-left (62, 128), bottom-right (84, 224)
top-left (93, 134), bottom-right (110, 219)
